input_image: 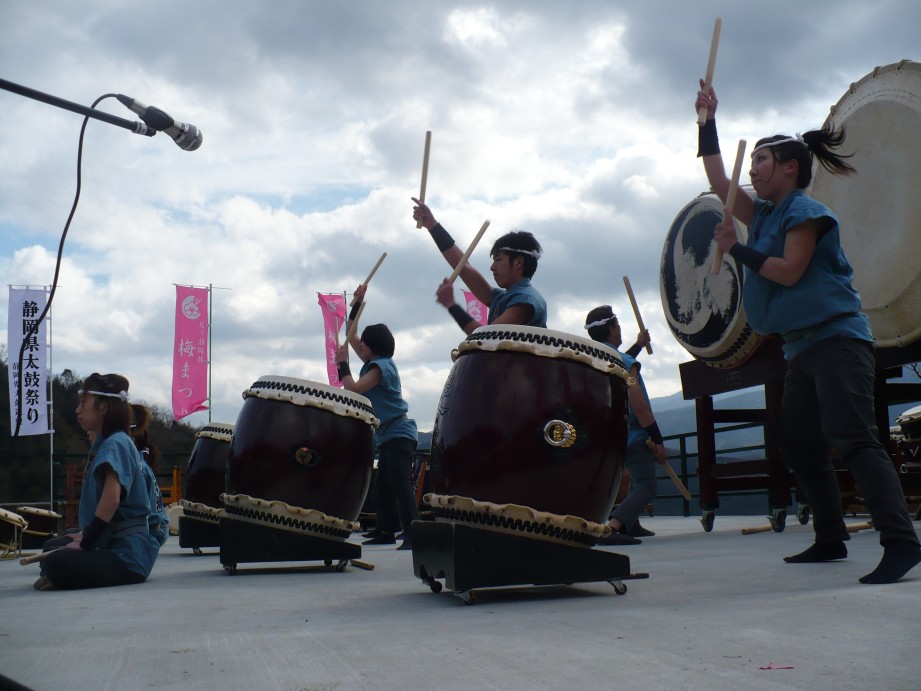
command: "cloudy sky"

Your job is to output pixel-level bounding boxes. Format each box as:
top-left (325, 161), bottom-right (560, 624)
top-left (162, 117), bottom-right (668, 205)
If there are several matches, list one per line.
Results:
top-left (2, 1), bottom-right (919, 431)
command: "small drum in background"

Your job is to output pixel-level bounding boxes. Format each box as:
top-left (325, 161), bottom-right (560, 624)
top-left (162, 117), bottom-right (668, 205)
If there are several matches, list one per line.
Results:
top-left (0, 507), bottom-right (28, 557)
top-left (811, 60), bottom-right (921, 349)
top-left (227, 376), bottom-right (378, 523)
top-left (184, 422), bottom-right (234, 508)
top-left (430, 325), bottom-right (630, 525)
top-left (16, 506), bottom-right (62, 549)
top-left (660, 190), bottom-right (763, 368)
top-left (897, 404), bottom-right (921, 442)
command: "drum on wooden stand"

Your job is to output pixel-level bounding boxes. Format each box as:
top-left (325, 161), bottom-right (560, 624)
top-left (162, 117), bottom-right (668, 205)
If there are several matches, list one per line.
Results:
top-left (811, 60), bottom-right (921, 350)
top-left (16, 506), bottom-right (62, 550)
top-left (660, 190), bottom-right (763, 368)
top-left (0, 507), bottom-right (28, 558)
top-left (430, 325), bottom-right (630, 527)
top-left (179, 422), bottom-right (234, 550)
top-left (220, 376), bottom-right (378, 572)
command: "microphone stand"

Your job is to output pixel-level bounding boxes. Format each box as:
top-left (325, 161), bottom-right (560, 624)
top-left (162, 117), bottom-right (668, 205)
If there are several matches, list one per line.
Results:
top-left (0, 78), bottom-right (155, 137)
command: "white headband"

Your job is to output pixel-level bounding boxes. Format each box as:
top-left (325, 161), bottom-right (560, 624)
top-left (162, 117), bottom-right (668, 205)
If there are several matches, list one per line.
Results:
top-left (584, 314), bottom-right (618, 330)
top-left (79, 389), bottom-right (129, 402)
top-left (494, 246), bottom-right (542, 260)
top-left (752, 133), bottom-right (807, 154)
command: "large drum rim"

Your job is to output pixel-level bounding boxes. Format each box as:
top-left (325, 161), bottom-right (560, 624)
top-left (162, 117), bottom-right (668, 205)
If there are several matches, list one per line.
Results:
top-left (196, 421), bottom-right (234, 442)
top-left (242, 375), bottom-right (379, 428)
top-left (457, 325), bottom-right (629, 380)
top-left (0, 507), bottom-right (28, 528)
top-left (16, 506), bottom-right (62, 519)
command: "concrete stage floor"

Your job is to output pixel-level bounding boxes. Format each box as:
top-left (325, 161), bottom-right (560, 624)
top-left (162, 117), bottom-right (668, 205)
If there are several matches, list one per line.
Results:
top-left (1, 515), bottom-right (918, 691)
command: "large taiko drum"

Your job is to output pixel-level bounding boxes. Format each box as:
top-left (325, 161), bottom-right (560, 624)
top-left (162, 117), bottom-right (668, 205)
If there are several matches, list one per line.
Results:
top-left (184, 422), bottom-right (234, 507)
top-left (0, 507), bottom-right (27, 557)
top-left (430, 325), bottom-right (630, 524)
top-left (226, 376), bottom-right (378, 522)
top-left (16, 506), bottom-right (62, 549)
top-left (660, 190), bottom-right (763, 368)
top-left (811, 60), bottom-right (921, 348)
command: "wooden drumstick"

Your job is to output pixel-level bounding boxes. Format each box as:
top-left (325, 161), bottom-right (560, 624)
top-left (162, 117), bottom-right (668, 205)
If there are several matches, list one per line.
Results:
top-left (20, 547), bottom-right (63, 565)
top-left (741, 525), bottom-right (774, 535)
top-left (697, 17), bottom-right (723, 125)
top-left (847, 521), bottom-right (873, 533)
top-left (645, 439), bottom-right (691, 500)
top-left (623, 275), bottom-right (652, 355)
top-left (349, 559), bottom-right (375, 570)
top-left (416, 130), bottom-right (432, 229)
top-left (711, 138), bottom-right (747, 275)
top-left (345, 302), bottom-right (366, 343)
top-left (350, 252), bottom-right (388, 306)
top-left (446, 220), bottom-right (490, 286)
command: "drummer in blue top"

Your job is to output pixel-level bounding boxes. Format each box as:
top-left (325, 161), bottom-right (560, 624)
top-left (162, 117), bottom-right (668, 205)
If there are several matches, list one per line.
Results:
top-left (412, 198), bottom-right (547, 333)
top-left (337, 286), bottom-right (420, 551)
top-left (697, 81), bottom-right (921, 584)
top-left (585, 306), bottom-right (666, 546)
top-left (35, 373), bottom-right (168, 591)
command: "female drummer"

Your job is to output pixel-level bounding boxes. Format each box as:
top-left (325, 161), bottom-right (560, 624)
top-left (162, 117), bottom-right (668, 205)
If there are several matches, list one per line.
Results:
top-left (585, 306), bottom-right (666, 545)
top-left (337, 287), bottom-right (420, 550)
top-left (695, 82), bottom-right (921, 584)
top-left (34, 374), bottom-right (168, 591)
top-left (412, 199), bottom-right (547, 333)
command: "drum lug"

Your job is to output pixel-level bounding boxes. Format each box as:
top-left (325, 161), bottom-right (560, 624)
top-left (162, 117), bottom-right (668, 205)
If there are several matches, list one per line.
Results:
top-left (543, 420), bottom-right (577, 448)
top-left (293, 446), bottom-right (320, 467)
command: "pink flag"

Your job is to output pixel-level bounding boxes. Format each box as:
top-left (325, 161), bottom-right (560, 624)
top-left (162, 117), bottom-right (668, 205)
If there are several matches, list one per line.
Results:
top-left (462, 290), bottom-right (488, 326)
top-left (172, 286), bottom-right (209, 420)
top-left (318, 293), bottom-right (347, 387)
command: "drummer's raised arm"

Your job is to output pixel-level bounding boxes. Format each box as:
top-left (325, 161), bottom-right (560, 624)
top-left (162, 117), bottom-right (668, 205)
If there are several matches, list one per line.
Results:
top-left (696, 81), bottom-right (754, 225)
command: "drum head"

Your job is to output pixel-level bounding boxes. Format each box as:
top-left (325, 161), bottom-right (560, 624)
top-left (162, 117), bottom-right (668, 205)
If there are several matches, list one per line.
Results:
top-left (660, 191), bottom-right (763, 368)
top-left (812, 60), bottom-right (921, 348)
top-left (243, 375), bottom-right (378, 427)
top-left (196, 421), bottom-right (234, 443)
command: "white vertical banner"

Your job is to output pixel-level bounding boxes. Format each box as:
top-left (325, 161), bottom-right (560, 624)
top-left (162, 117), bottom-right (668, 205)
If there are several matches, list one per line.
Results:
top-left (7, 287), bottom-right (50, 436)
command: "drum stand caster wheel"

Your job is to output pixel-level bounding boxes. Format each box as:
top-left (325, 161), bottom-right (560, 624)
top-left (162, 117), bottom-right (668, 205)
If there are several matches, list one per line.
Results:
top-left (224, 564), bottom-right (237, 575)
top-left (335, 559), bottom-right (348, 572)
top-left (192, 547), bottom-right (203, 556)
top-left (324, 559), bottom-right (333, 567)
top-left (796, 504), bottom-right (811, 525)
top-left (609, 580), bottom-right (628, 595)
top-left (427, 579), bottom-right (443, 594)
top-left (454, 590), bottom-right (476, 605)
top-left (769, 509), bottom-right (787, 532)
top-left (700, 510), bottom-right (715, 532)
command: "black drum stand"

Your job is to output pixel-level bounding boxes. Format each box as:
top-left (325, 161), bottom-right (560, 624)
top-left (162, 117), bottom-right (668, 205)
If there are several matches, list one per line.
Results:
top-left (411, 520), bottom-right (648, 605)
top-left (178, 516), bottom-right (221, 554)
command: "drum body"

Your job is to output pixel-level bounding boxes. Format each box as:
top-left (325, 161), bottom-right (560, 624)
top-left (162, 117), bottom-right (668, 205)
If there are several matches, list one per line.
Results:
top-left (185, 422), bottom-right (234, 507)
top-left (897, 404), bottom-right (921, 442)
top-left (430, 326), bottom-right (630, 524)
top-left (660, 191), bottom-right (763, 368)
top-left (16, 506), bottom-right (61, 549)
top-left (227, 376), bottom-right (378, 521)
top-left (812, 61), bottom-right (921, 348)
top-left (0, 507), bottom-right (27, 554)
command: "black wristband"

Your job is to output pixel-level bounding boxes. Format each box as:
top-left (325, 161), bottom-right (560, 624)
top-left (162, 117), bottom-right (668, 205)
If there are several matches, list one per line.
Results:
top-left (625, 343), bottom-right (642, 359)
top-left (448, 304), bottom-right (474, 330)
top-left (429, 223), bottom-right (455, 253)
top-left (697, 117), bottom-right (720, 157)
top-left (337, 361), bottom-right (351, 380)
top-left (643, 422), bottom-right (664, 445)
top-left (79, 515), bottom-right (111, 551)
top-left (729, 243), bottom-right (769, 272)
top-left (348, 301), bottom-right (362, 322)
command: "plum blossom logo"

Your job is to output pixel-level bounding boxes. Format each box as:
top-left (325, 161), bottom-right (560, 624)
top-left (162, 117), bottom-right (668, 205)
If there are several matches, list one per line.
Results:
top-left (181, 295), bottom-right (202, 320)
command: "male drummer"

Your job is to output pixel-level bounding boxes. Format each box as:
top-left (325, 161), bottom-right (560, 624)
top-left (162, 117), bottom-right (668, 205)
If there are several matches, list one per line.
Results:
top-left (412, 199), bottom-right (547, 333)
top-left (585, 305), bottom-right (667, 545)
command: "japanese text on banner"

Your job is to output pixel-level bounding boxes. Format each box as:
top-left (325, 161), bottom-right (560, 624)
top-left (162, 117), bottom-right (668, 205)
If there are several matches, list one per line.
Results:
top-left (7, 288), bottom-right (50, 435)
top-left (172, 286), bottom-right (209, 420)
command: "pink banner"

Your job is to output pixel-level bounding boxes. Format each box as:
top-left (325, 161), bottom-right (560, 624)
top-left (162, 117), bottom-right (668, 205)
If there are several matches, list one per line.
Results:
top-left (462, 290), bottom-right (488, 326)
top-left (318, 293), bottom-right (347, 387)
top-left (172, 286), bottom-right (209, 420)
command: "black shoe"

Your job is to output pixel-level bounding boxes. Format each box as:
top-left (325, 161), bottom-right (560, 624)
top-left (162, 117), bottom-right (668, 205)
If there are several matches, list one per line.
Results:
top-left (627, 521), bottom-right (655, 538)
top-left (362, 533), bottom-right (396, 545)
top-left (596, 532), bottom-right (641, 546)
top-left (396, 540), bottom-right (413, 551)
top-left (361, 529), bottom-right (382, 538)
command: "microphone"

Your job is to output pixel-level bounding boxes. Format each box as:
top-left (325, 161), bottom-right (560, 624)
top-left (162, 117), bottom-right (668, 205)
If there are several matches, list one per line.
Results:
top-left (116, 94), bottom-right (203, 151)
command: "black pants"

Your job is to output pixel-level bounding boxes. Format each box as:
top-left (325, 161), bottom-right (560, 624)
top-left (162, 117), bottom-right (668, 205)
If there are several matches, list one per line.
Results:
top-left (40, 535), bottom-right (145, 589)
top-left (374, 437), bottom-right (420, 536)
top-left (780, 337), bottom-right (918, 546)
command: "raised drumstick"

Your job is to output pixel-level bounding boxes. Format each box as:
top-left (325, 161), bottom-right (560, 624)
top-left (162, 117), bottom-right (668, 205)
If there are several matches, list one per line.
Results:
top-left (416, 131), bottom-right (432, 229)
top-left (350, 252), bottom-right (388, 306)
top-left (623, 276), bottom-right (652, 355)
top-left (711, 138), bottom-right (747, 275)
top-left (446, 220), bottom-right (490, 286)
top-left (345, 301), bottom-right (367, 343)
top-left (697, 17), bottom-right (723, 125)
top-left (20, 547), bottom-right (63, 565)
